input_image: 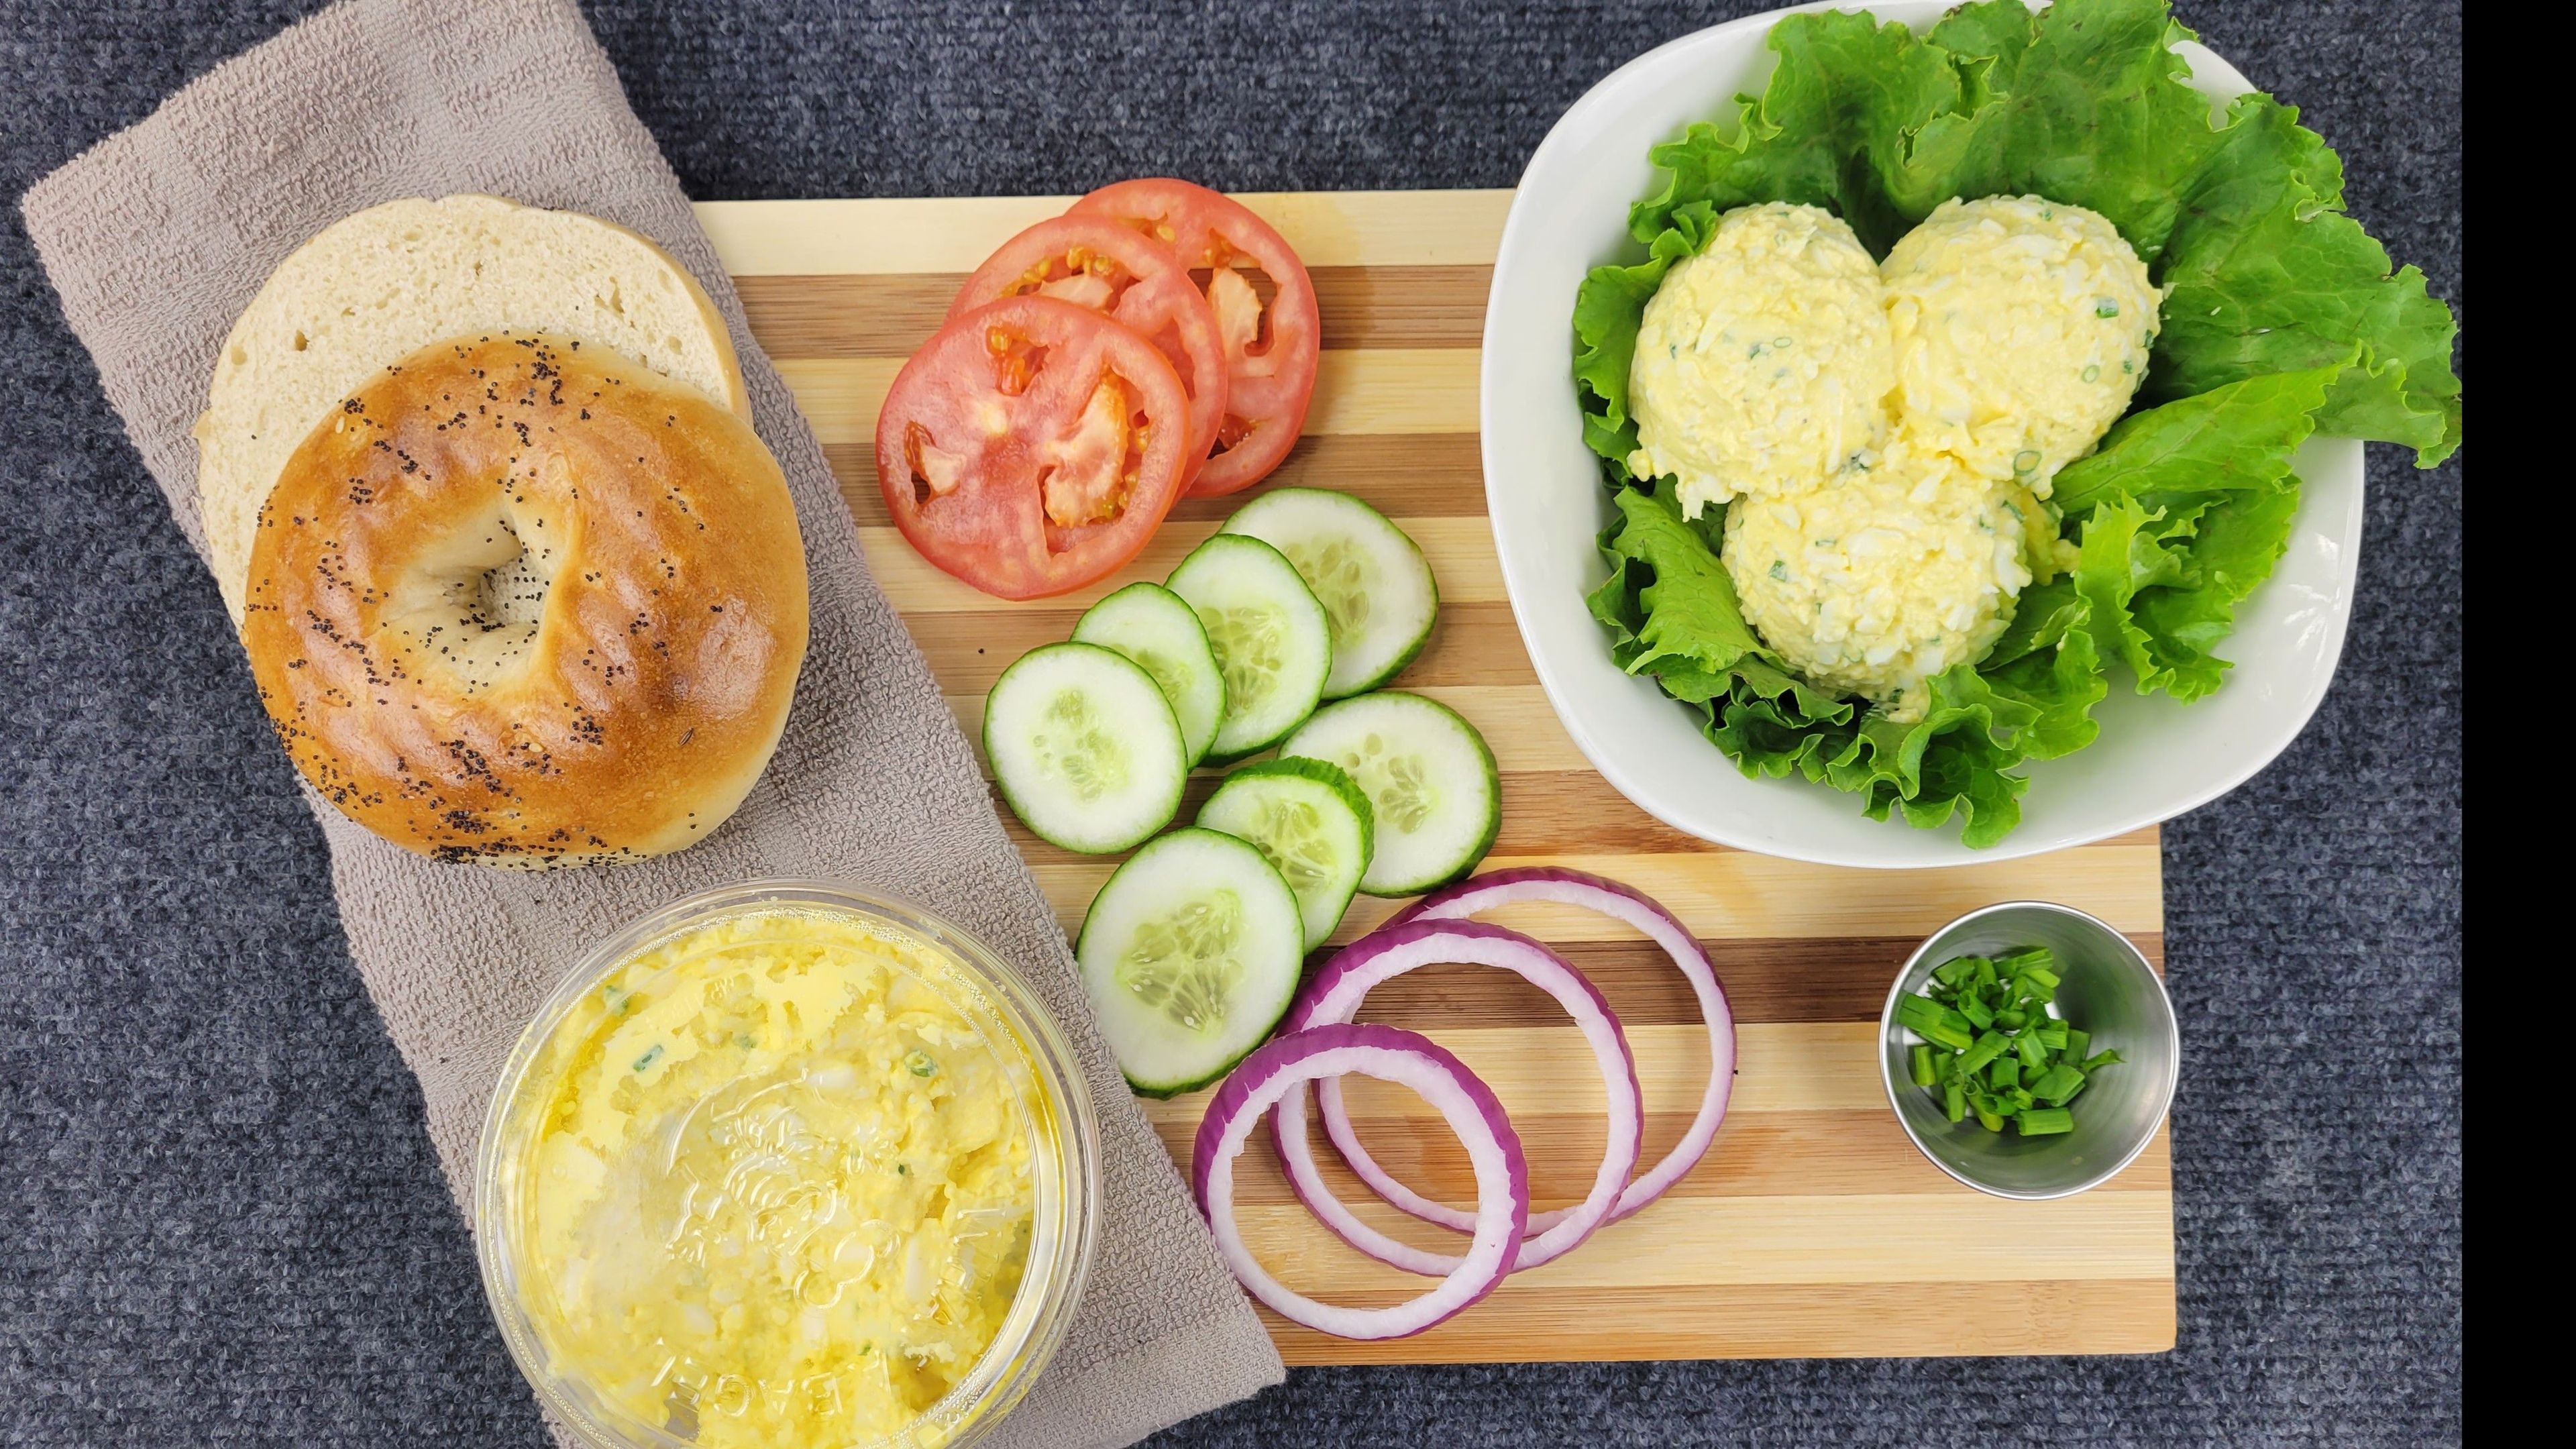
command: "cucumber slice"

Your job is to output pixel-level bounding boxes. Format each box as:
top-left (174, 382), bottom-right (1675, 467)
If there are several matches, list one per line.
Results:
top-left (1077, 827), bottom-right (1307, 1097)
top-left (1280, 692), bottom-right (1499, 896)
top-left (1165, 533), bottom-right (1332, 761)
top-left (1222, 488), bottom-right (1440, 699)
top-left (983, 642), bottom-right (1187, 855)
top-left (1197, 758), bottom-right (1375, 950)
top-left (1072, 582), bottom-right (1226, 766)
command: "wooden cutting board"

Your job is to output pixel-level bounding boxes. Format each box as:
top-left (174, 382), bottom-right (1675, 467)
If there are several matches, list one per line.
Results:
top-left (698, 190), bottom-right (2176, 1365)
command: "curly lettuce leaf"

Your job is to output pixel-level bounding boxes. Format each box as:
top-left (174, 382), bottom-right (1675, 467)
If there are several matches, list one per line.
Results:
top-left (1907, 0), bottom-right (2226, 258)
top-left (2051, 358), bottom-right (2342, 516)
top-left (1628, 9), bottom-right (1966, 255)
top-left (1571, 209), bottom-right (1715, 468)
top-left (2151, 98), bottom-right (2461, 463)
top-left (1589, 483), bottom-right (2108, 849)
top-left (1567, 0), bottom-right (2459, 845)
top-left (2047, 358), bottom-right (2336, 697)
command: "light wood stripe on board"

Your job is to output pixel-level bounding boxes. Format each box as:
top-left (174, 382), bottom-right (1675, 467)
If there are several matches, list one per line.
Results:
top-left (1218, 1190), bottom-right (2173, 1294)
top-left (827, 434), bottom-right (1491, 526)
top-left (913, 598), bottom-right (1527, 694)
top-left (1026, 845), bottom-right (2161, 944)
top-left (777, 348), bottom-right (1479, 447)
top-left (1262, 1279), bottom-right (2178, 1364)
top-left (874, 517), bottom-right (1497, 615)
top-left (1156, 1110), bottom-right (2171, 1208)
top-left (736, 265), bottom-right (1491, 358)
top-left (698, 190), bottom-right (1517, 276)
top-left (1146, 1022), bottom-right (2010, 1122)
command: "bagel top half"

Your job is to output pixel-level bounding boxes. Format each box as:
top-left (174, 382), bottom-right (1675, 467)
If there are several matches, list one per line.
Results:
top-left (195, 195), bottom-right (749, 625)
top-left (239, 333), bottom-right (808, 867)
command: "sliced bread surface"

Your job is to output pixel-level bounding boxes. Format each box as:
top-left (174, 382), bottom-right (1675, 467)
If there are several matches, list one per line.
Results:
top-left (195, 194), bottom-right (747, 622)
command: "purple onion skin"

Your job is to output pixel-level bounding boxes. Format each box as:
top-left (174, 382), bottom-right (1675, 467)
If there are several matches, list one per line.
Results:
top-left (1339, 865), bottom-right (1740, 1223)
top-left (1271, 917), bottom-right (1641, 1270)
top-left (1192, 1021), bottom-right (1529, 1287)
top-left (1379, 864), bottom-right (1735, 1053)
top-left (1283, 917), bottom-right (1623, 1037)
top-left (1384, 864), bottom-right (1663, 931)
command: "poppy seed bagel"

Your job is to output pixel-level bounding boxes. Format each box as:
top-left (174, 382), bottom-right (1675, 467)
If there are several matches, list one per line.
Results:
top-left (239, 333), bottom-right (808, 867)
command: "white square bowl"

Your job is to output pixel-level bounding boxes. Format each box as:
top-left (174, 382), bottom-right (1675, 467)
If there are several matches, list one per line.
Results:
top-left (1479, 0), bottom-right (2362, 869)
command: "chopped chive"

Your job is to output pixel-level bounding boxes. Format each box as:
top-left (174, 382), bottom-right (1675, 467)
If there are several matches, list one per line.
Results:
top-left (1958, 1030), bottom-right (2010, 1075)
top-left (1906, 947), bottom-right (2122, 1136)
top-left (1900, 995), bottom-right (1976, 1050)
top-left (2029, 1063), bottom-right (2085, 1104)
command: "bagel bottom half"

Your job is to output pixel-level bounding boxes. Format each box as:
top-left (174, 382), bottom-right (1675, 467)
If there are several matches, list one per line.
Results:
top-left (240, 333), bottom-right (809, 867)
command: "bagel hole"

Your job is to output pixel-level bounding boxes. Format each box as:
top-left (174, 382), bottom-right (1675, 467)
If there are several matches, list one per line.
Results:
top-left (382, 510), bottom-right (558, 695)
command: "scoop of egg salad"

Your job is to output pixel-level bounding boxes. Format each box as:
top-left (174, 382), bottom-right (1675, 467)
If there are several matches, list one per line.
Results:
top-left (513, 909), bottom-right (1039, 1448)
top-left (1627, 196), bottom-right (2161, 720)
top-left (1723, 441), bottom-right (2047, 716)
top-left (1626, 201), bottom-right (1893, 519)
top-left (1881, 196), bottom-right (2163, 494)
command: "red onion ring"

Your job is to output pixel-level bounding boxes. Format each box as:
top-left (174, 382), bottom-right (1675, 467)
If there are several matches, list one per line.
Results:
top-left (1191, 1022), bottom-right (1527, 1339)
top-left (1272, 920), bottom-right (1640, 1274)
top-left (1352, 867), bottom-right (1735, 1226)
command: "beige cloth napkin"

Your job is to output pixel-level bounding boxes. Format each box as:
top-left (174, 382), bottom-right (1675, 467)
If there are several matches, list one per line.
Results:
top-left (18, 0), bottom-right (1284, 1443)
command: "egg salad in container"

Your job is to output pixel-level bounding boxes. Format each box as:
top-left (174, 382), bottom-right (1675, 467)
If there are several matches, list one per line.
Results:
top-left (477, 882), bottom-right (1099, 1449)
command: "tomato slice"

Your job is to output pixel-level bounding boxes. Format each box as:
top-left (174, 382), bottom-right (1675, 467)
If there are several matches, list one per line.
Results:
top-left (1069, 178), bottom-right (1322, 496)
top-left (950, 215), bottom-right (1230, 488)
top-left (877, 296), bottom-right (1191, 600)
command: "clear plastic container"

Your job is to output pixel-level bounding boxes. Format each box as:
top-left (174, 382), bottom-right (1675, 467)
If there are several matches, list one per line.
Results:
top-left (475, 880), bottom-right (1099, 1449)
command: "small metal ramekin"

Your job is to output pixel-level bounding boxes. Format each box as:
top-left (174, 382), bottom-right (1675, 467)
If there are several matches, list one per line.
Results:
top-left (1879, 900), bottom-right (2179, 1199)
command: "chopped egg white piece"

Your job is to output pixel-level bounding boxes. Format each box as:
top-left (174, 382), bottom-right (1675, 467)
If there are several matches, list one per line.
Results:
top-left (1626, 202), bottom-right (1893, 518)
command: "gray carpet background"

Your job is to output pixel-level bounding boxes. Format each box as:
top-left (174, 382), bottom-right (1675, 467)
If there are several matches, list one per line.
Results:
top-left (0, 1), bottom-right (2460, 1444)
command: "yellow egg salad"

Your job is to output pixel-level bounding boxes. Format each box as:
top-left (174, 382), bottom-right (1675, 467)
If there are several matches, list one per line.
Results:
top-left (1722, 441), bottom-right (2046, 712)
top-left (1882, 196), bottom-right (2163, 494)
top-left (1627, 202), bottom-right (1893, 518)
top-left (1626, 195), bottom-right (2162, 720)
top-left (504, 908), bottom-right (1042, 1448)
